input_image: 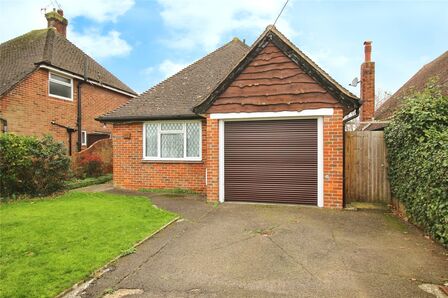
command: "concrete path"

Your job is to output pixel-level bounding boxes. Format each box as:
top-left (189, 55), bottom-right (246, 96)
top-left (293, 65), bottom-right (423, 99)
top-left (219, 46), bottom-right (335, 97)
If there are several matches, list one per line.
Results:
top-left (80, 190), bottom-right (447, 298)
top-left (74, 182), bottom-right (114, 193)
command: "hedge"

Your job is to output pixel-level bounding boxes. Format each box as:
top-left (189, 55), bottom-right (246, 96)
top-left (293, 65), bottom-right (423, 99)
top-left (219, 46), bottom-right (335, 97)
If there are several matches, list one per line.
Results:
top-left (384, 81), bottom-right (448, 246)
top-left (0, 134), bottom-right (70, 198)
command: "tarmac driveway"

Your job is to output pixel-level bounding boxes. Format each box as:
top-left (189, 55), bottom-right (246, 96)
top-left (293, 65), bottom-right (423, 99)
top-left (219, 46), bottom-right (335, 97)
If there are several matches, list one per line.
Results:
top-left (80, 191), bottom-right (447, 298)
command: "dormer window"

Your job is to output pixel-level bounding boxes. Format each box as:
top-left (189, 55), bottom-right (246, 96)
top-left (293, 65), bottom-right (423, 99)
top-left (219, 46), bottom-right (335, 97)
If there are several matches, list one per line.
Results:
top-left (49, 72), bottom-right (73, 100)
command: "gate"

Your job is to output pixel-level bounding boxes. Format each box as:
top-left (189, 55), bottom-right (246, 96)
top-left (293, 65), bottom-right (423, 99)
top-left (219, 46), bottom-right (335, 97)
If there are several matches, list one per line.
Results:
top-left (345, 131), bottom-right (391, 203)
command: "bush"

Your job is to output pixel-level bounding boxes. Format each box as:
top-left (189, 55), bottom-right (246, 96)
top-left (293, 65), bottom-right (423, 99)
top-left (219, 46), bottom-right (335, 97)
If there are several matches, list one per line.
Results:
top-left (0, 134), bottom-right (71, 198)
top-left (78, 153), bottom-right (104, 177)
top-left (384, 80), bottom-right (448, 246)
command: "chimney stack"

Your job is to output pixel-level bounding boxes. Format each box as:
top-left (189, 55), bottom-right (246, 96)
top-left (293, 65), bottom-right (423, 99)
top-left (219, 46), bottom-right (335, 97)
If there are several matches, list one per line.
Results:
top-left (45, 8), bottom-right (68, 37)
top-left (360, 41), bottom-right (375, 122)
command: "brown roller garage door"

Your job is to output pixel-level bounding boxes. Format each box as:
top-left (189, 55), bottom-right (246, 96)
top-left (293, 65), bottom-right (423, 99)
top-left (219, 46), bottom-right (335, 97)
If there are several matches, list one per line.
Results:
top-left (224, 119), bottom-right (317, 205)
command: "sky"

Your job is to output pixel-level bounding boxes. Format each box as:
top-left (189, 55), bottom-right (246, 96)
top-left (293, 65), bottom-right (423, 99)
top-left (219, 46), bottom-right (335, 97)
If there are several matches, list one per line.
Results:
top-left (1, 0), bottom-right (447, 96)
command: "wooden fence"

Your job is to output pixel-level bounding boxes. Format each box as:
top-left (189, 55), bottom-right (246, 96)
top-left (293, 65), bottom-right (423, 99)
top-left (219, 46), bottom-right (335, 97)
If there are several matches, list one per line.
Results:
top-left (345, 131), bottom-right (391, 203)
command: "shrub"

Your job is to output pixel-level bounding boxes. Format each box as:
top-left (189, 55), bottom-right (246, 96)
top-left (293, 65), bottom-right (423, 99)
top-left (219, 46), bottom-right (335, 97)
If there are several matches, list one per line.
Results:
top-left (384, 80), bottom-right (448, 246)
top-left (0, 134), bottom-right (70, 198)
top-left (78, 153), bottom-right (104, 177)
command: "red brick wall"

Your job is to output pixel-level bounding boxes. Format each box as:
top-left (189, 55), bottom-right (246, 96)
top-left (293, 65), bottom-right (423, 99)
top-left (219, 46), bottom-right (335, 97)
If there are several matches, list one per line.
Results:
top-left (205, 117), bottom-right (219, 201)
top-left (202, 110), bottom-right (345, 208)
top-left (112, 121), bottom-right (206, 192)
top-left (111, 112), bottom-right (344, 208)
top-left (360, 61), bottom-right (375, 122)
top-left (323, 108), bottom-right (344, 208)
top-left (71, 138), bottom-right (113, 175)
top-left (0, 68), bottom-right (131, 154)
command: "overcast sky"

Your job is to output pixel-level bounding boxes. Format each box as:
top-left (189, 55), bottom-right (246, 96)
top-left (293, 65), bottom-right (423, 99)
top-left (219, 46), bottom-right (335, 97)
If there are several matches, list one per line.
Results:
top-left (1, 0), bottom-right (447, 95)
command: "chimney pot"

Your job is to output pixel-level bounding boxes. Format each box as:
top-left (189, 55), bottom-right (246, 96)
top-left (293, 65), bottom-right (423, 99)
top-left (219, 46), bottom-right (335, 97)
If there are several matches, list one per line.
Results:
top-left (364, 41), bottom-right (372, 62)
top-left (45, 8), bottom-right (68, 37)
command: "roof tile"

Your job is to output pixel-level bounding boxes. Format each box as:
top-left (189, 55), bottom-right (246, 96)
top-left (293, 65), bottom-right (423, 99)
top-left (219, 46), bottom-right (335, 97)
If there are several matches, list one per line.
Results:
top-left (0, 28), bottom-right (136, 97)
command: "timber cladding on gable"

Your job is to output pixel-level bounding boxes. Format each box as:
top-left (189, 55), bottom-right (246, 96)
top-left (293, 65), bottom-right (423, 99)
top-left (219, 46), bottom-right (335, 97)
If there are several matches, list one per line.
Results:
top-left (207, 42), bottom-right (341, 113)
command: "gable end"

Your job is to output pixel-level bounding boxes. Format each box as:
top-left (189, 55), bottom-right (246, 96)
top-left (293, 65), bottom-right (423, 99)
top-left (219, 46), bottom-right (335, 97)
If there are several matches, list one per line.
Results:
top-left (194, 29), bottom-right (359, 114)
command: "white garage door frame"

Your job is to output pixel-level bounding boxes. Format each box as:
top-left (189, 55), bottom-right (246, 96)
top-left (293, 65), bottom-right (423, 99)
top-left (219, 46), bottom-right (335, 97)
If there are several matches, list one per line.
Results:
top-left (210, 108), bottom-right (333, 208)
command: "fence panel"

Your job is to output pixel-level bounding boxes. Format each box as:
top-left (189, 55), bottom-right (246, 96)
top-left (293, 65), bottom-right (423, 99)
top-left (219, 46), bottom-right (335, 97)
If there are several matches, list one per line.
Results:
top-left (345, 131), bottom-right (391, 203)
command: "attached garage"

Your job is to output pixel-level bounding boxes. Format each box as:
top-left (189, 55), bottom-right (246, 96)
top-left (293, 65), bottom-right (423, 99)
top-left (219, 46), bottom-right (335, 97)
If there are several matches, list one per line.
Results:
top-left (224, 119), bottom-right (318, 205)
top-left (100, 25), bottom-right (361, 209)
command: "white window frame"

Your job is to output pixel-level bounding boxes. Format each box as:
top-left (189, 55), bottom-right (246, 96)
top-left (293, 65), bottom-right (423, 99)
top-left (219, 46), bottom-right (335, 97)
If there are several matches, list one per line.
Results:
top-left (143, 120), bottom-right (202, 161)
top-left (48, 72), bottom-right (73, 101)
top-left (81, 131), bottom-right (87, 146)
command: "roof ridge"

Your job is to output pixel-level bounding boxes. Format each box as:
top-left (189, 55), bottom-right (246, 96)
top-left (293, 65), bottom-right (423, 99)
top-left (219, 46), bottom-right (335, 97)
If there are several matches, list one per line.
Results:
top-left (42, 28), bottom-right (55, 64)
top-left (269, 26), bottom-right (358, 99)
top-left (55, 32), bottom-right (136, 94)
top-left (0, 28), bottom-right (49, 47)
top-left (193, 25), bottom-right (359, 113)
top-left (141, 38), bottom-right (248, 97)
top-left (99, 39), bottom-right (249, 119)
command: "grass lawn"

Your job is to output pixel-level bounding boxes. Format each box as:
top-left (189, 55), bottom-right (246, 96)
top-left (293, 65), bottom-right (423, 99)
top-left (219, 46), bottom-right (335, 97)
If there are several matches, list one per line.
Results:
top-left (0, 192), bottom-right (177, 298)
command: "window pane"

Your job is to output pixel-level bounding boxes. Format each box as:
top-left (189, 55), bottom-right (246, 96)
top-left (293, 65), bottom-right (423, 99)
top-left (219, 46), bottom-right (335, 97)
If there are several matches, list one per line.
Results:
top-left (161, 123), bottom-right (183, 131)
top-left (161, 133), bottom-right (183, 158)
top-left (145, 124), bottom-right (158, 157)
top-left (51, 74), bottom-right (71, 84)
top-left (186, 123), bottom-right (200, 157)
top-left (50, 81), bottom-right (71, 98)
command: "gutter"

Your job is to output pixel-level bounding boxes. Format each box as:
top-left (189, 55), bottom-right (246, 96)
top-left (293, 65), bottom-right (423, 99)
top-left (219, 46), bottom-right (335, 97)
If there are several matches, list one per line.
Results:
top-left (51, 121), bottom-right (76, 155)
top-left (96, 114), bottom-right (203, 123)
top-left (343, 109), bottom-right (359, 123)
top-left (76, 57), bottom-right (87, 152)
top-left (37, 64), bottom-right (137, 98)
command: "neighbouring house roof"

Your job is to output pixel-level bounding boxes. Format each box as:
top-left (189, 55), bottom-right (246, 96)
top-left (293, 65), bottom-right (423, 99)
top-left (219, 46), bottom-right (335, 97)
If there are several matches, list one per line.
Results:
top-left (99, 25), bottom-right (359, 122)
top-left (194, 25), bottom-right (360, 114)
top-left (0, 28), bottom-right (136, 97)
top-left (98, 38), bottom-right (249, 122)
top-left (367, 50), bottom-right (448, 130)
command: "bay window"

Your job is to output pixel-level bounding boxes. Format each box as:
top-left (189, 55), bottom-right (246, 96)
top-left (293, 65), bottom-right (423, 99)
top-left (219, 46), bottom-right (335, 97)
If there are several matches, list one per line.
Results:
top-left (143, 121), bottom-right (202, 161)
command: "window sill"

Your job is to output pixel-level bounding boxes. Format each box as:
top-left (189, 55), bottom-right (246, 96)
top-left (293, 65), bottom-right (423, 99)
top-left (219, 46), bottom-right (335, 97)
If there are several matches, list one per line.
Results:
top-left (48, 94), bottom-right (74, 101)
top-left (141, 159), bottom-right (203, 164)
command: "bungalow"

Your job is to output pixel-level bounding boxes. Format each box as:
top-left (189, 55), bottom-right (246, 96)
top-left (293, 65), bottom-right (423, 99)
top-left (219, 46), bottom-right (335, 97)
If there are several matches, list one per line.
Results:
top-left (0, 9), bottom-right (136, 154)
top-left (98, 26), bottom-right (365, 208)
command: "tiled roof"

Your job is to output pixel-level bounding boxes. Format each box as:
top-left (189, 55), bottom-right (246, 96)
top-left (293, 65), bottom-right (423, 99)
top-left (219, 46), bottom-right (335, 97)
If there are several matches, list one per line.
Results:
top-left (194, 25), bottom-right (360, 114)
top-left (0, 28), bottom-right (136, 97)
top-left (98, 38), bottom-right (249, 121)
top-left (374, 50), bottom-right (448, 120)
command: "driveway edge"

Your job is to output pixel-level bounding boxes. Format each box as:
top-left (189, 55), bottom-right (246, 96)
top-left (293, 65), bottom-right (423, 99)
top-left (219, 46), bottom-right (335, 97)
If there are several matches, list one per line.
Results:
top-left (58, 215), bottom-right (181, 298)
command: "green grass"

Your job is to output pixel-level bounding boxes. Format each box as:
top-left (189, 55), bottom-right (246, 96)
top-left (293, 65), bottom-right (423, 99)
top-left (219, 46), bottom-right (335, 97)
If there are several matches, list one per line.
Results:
top-left (0, 192), bottom-right (177, 298)
top-left (383, 213), bottom-right (409, 232)
top-left (64, 174), bottom-right (113, 190)
top-left (139, 188), bottom-right (198, 194)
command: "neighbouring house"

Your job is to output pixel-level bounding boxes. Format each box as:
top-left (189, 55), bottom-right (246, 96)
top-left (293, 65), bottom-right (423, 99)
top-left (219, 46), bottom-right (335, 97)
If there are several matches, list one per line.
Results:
top-left (0, 9), bottom-right (136, 154)
top-left (359, 50), bottom-right (448, 131)
top-left (98, 25), bottom-right (361, 208)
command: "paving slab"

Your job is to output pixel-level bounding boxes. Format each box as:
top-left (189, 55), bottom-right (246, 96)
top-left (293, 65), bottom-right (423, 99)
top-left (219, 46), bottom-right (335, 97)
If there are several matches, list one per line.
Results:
top-left (74, 182), bottom-right (114, 193)
top-left (79, 190), bottom-right (447, 298)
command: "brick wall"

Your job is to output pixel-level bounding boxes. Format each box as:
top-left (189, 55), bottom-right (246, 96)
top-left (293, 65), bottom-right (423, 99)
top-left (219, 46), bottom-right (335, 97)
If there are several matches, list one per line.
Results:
top-left (323, 108), bottom-right (344, 208)
top-left (112, 121), bottom-right (207, 192)
top-left (112, 112), bottom-right (344, 208)
top-left (360, 62), bottom-right (375, 122)
top-left (0, 68), bottom-right (131, 154)
top-left (71, 138), bottom-right (113, 175)
top-left (205, 117), bottom-right (219, 201)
